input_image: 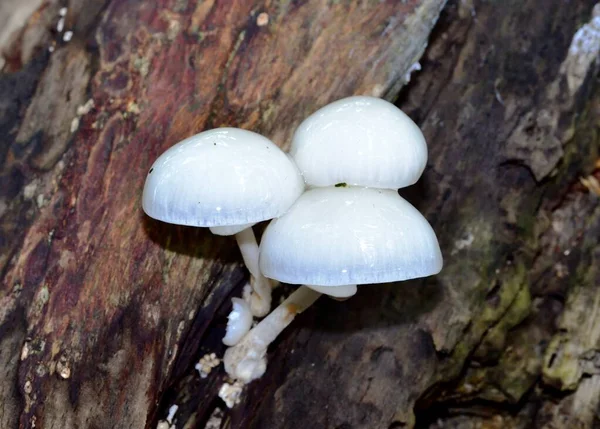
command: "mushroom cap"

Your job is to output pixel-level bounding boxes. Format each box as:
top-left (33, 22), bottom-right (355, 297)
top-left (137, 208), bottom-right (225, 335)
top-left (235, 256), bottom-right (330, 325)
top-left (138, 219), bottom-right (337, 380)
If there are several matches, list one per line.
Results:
top-left (142, 128), bottom-right (305, 227)
top-left (259, 187), bottom-right (443, 286)
top-left (290, 96), bottom-right (427, 189)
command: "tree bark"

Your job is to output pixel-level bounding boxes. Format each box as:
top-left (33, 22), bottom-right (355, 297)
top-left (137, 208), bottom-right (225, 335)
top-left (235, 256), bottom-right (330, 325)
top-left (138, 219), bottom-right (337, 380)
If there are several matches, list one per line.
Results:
top-left (1, 1), bottom-right (599, 429)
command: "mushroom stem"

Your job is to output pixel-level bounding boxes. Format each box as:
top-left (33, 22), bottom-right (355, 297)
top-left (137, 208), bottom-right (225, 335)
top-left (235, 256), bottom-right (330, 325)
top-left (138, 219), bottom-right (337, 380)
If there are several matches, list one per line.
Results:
top-left (234, 228), bottom-right (272, 317)
top-left (223, 286), bottom-right (321, 383)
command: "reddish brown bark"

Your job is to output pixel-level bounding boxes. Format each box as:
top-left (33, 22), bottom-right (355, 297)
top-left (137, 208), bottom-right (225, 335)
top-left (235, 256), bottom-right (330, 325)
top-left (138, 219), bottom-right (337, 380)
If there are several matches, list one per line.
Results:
top-left (2, 1), bottom-right (600, 428)
top-left (0, 1), bottom-right (446, 428)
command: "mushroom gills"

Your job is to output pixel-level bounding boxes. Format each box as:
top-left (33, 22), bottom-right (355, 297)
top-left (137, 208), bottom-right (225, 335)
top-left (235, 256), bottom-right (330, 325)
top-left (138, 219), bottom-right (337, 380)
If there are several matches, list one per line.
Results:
top-left (305, 284), bottom-right (357, 298)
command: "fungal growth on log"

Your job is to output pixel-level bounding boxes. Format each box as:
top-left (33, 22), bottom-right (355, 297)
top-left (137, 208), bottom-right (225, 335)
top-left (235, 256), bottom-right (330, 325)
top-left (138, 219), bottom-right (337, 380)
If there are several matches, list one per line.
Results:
top-left (4, 2), bottom-right (597, 427)
top-left (143, 96), bottom-right (443, 386)
top-left (224, 97), bottom-right (443, 383)
top-left (142, 128), bottom-right (304, 322)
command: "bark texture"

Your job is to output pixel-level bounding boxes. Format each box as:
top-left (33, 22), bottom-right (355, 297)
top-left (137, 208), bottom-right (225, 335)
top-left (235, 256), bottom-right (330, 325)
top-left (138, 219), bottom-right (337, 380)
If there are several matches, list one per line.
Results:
top-left (0, 1), bottom-right (599, 429)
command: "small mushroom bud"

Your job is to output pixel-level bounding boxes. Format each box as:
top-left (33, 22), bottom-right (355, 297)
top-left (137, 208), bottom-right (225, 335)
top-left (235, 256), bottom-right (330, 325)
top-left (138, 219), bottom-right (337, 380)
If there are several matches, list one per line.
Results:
top-left (223, 298), bottom-right (253, 346)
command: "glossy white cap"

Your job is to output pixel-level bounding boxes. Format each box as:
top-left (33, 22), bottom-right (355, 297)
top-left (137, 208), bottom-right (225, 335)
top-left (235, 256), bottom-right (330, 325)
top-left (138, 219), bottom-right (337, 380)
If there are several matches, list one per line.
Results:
top-left (290, 96), bottom-right (427, 189)
top-left (142, 128), bottom-right (305, 228)
top-left (259, 187), bottom-right (443, 286)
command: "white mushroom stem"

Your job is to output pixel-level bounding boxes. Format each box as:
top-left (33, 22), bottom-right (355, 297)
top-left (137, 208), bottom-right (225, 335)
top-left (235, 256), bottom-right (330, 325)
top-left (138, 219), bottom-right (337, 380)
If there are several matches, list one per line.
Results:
top-left (234, 228), bottom-right (272, 317)
top-left (224, 286), bottom-right (321, 383)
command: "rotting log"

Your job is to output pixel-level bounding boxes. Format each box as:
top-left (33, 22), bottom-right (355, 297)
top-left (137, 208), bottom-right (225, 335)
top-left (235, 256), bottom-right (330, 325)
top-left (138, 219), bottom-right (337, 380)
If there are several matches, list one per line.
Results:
top-left (0, 1), bottom-right (446, 428)
top-left (1, 1), bottom-right (600, 429)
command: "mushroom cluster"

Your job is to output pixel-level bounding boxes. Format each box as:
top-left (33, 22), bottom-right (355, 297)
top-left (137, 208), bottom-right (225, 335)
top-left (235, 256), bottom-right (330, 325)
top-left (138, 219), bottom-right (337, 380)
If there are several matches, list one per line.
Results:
top-left (142, 96), bottom-right (443, 394)
top-left (223, 96), bottom-right (443, 383)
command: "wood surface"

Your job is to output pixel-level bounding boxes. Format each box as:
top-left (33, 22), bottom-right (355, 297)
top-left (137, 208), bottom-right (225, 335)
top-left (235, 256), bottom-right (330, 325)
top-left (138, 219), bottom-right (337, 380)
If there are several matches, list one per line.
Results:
top-left (0, 1), bottom-right (599, 428)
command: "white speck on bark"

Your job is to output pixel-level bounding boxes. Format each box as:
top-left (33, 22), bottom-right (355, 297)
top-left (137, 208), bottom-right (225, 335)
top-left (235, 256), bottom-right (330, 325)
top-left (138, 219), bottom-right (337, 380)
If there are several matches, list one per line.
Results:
top-left (166, 404), bottom-right (178, 424)
top-left (195, 353), bottom-right (221, 378)
top-left (403, 62), bottom-right (422, 83)
top-left (218, 381), bottom-right (243, 408)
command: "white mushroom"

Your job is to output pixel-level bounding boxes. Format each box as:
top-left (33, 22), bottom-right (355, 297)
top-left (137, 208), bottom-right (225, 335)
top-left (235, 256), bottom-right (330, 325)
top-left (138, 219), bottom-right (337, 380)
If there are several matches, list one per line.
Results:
top-left (142, 128), bottom-right (305, 317)
top-left (261, 187), bottom-right (442, 286)
top-left (290, 96), bottom-right (427, 189)
top-left (223, 186), bottom-right (442, 382)
top-left (223, 298), bottom-right (253, 346)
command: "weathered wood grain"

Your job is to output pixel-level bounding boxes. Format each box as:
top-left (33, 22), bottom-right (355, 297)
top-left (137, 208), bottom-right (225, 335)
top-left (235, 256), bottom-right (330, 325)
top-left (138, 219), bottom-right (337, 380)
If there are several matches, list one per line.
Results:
top-left (241, 0), bottom-right (600, 427)
top-left (2, 0), bottom-right (599, 428)
top-left (401, 1), bottom-right (600, 428)
top-left (0, 1), bottom-right (447, 428)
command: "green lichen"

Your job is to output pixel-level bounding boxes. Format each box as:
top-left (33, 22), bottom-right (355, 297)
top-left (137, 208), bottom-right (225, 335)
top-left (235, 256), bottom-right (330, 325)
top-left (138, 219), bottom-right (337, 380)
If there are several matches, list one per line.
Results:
top-left (475, 282), bottom-right (531, 362)
top-left (441, 262), bottom-right (530, 379)
top-left (479, 263), bottom-right (527, 326)
top-left (542, 334), bottom-right (581, 390)
top-left (542, 254), bottom-right (600, 391)
top-left (443, 265), bottom-right (535, 403)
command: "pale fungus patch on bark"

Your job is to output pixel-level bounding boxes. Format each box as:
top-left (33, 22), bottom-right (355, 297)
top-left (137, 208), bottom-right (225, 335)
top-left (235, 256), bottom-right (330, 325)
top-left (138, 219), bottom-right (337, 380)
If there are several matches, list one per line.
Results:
top-left (403, 62), bottom-right (422, 83)
top-left (36, 194), bottom-right (45, 209)
top-left (23, 181), bottom-right (38, 200)
top-left (56, 15), bottom-right (65, 32)
top-left (56, 357), bottom-right (71, 380)
top-left (126, 100), bottom-right (141, 115)
top-left (77, 99), bottom-right (95, 116)
top-left (205, 408), bottom-right (224, 429)
top-left (195, 353), bottom-right (220, 378)
top-left (20, 341), bottom-right (30, 361)
top-left (166, 404), bottom-right (178, 424)
top-left (256, 12), bottom-right (269, 27)
top-left (218, 381), bottom-right (244, 408)
top-left (452, 230), bottom-right (475, 255)
top-left (71, 99), bottom-right (95, 133)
